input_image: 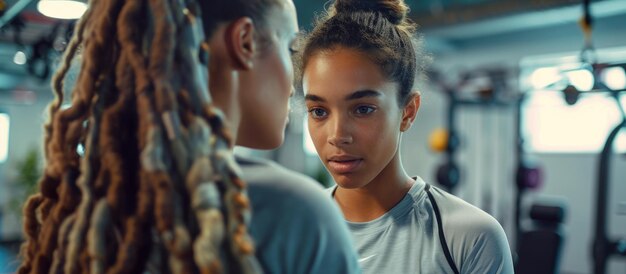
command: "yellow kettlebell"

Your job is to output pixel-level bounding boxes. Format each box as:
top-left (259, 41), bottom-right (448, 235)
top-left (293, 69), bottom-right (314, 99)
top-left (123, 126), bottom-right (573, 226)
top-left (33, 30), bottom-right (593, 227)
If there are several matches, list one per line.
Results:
top-left (0, 0), bottom-right (7, 14)
top-left (429, 128), bottom-right (449, 153)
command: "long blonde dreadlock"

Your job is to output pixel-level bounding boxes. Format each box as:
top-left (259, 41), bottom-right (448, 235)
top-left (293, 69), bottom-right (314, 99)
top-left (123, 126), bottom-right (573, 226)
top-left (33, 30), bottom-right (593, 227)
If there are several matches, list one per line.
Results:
top-left (18, 0), bottom-right (262, 273)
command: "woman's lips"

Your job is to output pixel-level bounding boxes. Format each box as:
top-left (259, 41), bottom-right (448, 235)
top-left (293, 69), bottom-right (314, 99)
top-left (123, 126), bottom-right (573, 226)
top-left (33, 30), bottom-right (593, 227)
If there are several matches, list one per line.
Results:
top-left (327, 158), bottom-right (363, 174)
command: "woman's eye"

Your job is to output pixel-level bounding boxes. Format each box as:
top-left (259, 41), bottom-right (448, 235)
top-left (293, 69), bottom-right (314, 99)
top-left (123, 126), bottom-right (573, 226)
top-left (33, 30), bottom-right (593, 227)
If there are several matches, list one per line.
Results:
top-left (289, 47), bottom-right (298, 55)
top-left (289, 36), bottom-right (302, 55)
top-left (355, 106), bottom-right (375, 115)
top-left (309, 108), bottom-right (327, 119)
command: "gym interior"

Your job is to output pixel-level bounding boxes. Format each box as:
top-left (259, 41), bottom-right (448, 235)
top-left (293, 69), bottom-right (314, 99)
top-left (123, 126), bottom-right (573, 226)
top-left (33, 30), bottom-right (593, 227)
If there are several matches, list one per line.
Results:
top-left (0, 0), bottom-right (625, 273)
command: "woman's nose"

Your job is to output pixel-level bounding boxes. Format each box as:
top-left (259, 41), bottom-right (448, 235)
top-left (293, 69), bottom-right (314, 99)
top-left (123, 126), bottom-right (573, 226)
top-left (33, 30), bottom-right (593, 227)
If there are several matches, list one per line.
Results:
top-left (327, 117), bottom-right (353, 146)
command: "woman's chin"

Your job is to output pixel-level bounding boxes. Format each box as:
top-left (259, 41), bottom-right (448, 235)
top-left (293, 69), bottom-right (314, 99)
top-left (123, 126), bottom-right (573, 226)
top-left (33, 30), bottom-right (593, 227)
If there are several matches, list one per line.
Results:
top-left (333, 175), bottom-right (366, 189)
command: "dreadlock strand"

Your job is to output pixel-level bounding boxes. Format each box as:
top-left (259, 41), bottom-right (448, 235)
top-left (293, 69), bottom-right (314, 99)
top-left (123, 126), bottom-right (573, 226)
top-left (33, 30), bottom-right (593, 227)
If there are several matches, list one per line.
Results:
top-left (102, 39), bottom-right (140, 217)
top-left (187, 156), bottom-right (225, 274)
top-left (55, 0), bottom-right (121, 127)
top-left (137, 2), bottom-right (198, 271)
top-left (185, 118), bottom-right (224, 273)
top-left (28, 198), bottom-right (58, 273)
top-left (62, 129), bottom-right (96, 274)
top-left (108, 142), bottom-right (150, 274)
top-left (46, 2), bottom-right (120, 270)
top-left (64, 89), bottom-right (106, 274)
top-left (148, 0), bottom-right (193, 195)
top-left (61, 0), bottom-right (129, 266)
top-left (63, 120), bottom-right (85, 168)
top-left (109, 108), bottom-right (152, 273)
top-left (45, 113), bottom-right (72, 191)
top-left (217, 156), bottom-right (259, 274)
top-left (117, 0), bottom-right (151, 95)
top-left (148, 0), bottom-right (176, 113)
top-left (141, 123), bottom-right (189, 272)
top-left (204, 106), bottom-right (233, 148)
top-left (172, 7), bottom-right (233, 272)
top-left (87, 199), bottom-right (112, 274)
top-left (43, 0), bottom-right (95, 168)
top-left (102, 104), bottom-right (135, 214)
top-left (38, 172), bottom-right (61, 201)
top-left (50, 215), bottom-right (76, 274)
top-left (108, 217), bottom-right (146, 274)
top-left (41, 169), bottom-right (80, 273)
top-left (50, 1), bottom-right (94, 113)
top-left (17, 194), bottom-right (44, 274)
top-left (135, 84), bottom-right (174, 230)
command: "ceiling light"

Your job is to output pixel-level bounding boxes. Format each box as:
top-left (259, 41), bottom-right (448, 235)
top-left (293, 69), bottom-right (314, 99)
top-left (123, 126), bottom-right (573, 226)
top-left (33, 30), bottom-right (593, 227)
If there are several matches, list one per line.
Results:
top-left (37, 0), bottom-right (87, 20)
top-left (565, 68), bottom-right (594, 92)
top-left (601, 66), bottom-right (626, 91)
top-left (529, 67), bottom-right (562, 90)
top-left (13, 51), bottom-right (26, 65)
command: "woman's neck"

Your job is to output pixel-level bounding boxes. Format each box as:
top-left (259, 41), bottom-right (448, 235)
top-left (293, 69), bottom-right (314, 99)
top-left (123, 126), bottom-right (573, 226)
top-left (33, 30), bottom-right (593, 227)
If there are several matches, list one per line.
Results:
top-left (208, 53), bottom-right (241, 141)
top-left (334, 155), bottom-right (414, 222)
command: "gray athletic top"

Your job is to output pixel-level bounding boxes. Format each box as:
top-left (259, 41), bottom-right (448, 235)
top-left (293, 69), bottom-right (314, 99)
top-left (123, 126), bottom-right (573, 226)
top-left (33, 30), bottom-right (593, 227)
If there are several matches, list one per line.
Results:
top-left (329, 177), bottom-right (514, 274)
top-left (238, 155), bottom-right (362, 274)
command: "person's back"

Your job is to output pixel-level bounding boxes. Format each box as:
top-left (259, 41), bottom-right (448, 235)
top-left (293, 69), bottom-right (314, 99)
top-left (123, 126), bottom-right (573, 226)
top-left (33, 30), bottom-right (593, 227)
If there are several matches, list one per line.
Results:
top-left (203, 0), bottom-right (362, 272)
top-left (16, 0), bottom-right (362, 273)
top-left (238, 155), bottom-right (361, 274)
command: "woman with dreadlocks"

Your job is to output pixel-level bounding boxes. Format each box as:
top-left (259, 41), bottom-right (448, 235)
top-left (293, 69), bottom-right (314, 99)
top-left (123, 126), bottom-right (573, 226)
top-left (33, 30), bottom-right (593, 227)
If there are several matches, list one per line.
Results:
top-left (17, 0), bottom-right (361, 273)
top-left (299, 0), bottom-right (514, 273)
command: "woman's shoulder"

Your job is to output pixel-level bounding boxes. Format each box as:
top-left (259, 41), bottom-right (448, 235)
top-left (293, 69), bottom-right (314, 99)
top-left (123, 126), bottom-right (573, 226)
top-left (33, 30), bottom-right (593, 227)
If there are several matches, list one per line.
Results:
top-left (236, 155), bottom-right (337, 218)
top-left (426, 184), bottom-right (506, 238)
top-left (236, 155), bottom-right (323, 192)
top-left (426, 183), bottom-right (513, 272)
top-left (236, 155), bottom-right (361, 274)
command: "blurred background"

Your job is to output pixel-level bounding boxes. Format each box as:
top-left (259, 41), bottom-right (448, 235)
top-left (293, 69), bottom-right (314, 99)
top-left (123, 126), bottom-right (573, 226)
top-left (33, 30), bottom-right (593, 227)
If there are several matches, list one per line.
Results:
top-left (0, 0), bottom-right (625, 273)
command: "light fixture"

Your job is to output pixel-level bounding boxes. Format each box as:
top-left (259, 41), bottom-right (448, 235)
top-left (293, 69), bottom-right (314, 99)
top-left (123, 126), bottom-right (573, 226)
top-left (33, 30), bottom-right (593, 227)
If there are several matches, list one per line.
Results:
top-left (13, 50), bottom-right (26, 65)
top-left (529, 67), bottom-right (562, 90)
top-left (601, 66), bottom-right (626, 91)
top-left (37, 0), bottom-right (87, 20)
top-left (565, 68), bottom-right (594, 92)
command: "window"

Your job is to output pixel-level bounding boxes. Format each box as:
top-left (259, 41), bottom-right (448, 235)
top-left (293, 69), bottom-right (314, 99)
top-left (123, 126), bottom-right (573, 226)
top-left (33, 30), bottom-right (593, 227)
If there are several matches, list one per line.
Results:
top-left (520, 47), bottom-right (626, 153)
top-left (522, 90), bottom-right (626, 153)
top-left (0, 113), bottom-right (9, 163)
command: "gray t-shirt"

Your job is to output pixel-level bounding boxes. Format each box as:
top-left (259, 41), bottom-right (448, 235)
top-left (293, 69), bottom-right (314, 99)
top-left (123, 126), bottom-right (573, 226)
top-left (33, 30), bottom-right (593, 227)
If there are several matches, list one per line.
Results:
top-left (238, 155), bottom-right (361, 274)
top-left (328, 177), bottom-right (514, 274)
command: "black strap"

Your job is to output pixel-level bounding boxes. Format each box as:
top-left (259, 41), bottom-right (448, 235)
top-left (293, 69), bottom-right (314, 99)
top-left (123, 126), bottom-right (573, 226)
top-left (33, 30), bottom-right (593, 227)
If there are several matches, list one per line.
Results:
top-left (425, 184), bottom-right (460, 274)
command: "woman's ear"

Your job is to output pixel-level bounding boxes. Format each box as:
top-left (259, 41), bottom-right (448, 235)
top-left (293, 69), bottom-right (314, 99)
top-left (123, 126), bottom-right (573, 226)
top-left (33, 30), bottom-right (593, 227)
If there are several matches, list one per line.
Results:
top-left (225, 17), bottom-right (257, 70)
top-left (400, 92), bottom-right (421, 132)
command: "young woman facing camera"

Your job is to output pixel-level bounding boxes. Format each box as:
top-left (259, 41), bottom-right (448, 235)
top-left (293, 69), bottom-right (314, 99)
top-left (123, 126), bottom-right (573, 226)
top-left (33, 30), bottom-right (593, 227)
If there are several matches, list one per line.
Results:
top-left (299, 0), bottom-right (514, 273)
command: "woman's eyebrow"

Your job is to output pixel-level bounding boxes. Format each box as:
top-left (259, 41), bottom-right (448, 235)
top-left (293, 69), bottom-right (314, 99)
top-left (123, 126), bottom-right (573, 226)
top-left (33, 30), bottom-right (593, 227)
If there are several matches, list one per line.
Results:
top-left (304, 94), bottom-right (325, 102)
top-left (345, 90), bottom-right (382, 100)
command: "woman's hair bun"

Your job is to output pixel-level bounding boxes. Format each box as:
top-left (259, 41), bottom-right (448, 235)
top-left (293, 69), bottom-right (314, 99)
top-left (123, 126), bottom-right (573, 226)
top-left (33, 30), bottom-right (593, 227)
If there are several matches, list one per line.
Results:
top-left (332, 0), bottom-right (409, 25)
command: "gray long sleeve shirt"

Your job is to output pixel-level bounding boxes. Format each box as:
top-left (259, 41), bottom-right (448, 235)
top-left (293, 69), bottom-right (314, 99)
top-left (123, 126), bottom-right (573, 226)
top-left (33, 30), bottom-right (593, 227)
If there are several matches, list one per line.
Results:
top-left (328, 177), bottom-right (514, 274)
top-left (238, 155), bottom-right (362, 274)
